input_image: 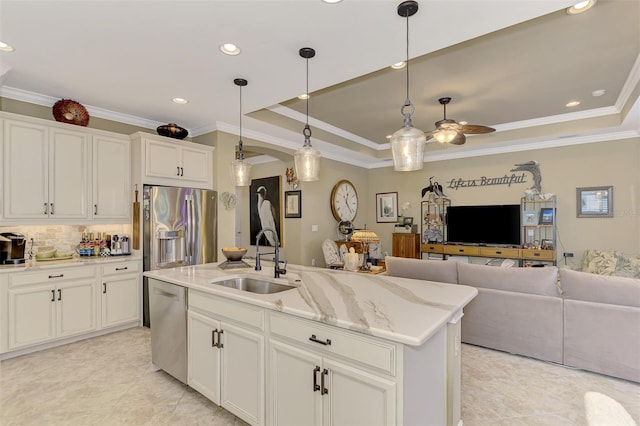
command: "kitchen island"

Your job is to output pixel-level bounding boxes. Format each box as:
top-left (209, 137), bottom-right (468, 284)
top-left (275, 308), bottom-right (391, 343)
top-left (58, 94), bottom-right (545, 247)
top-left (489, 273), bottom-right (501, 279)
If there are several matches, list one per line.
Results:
top-left (144, 261), bottom-right (477, 426)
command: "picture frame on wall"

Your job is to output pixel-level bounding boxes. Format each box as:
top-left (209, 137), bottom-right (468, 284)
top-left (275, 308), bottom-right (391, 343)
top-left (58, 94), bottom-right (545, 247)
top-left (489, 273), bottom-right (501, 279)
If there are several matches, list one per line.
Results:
top-left (376, 192), bottom-right (398, 223)
top-left (577, 186), bottom-right (613, 218)
top-left (284, 190), bottom-right (301, 218)
top-left (522, 210), bottom-right (538, 226)
top-left (250, 176), bottom-right (282, 246)
top-left (539, 208), bottom-right (554, 225)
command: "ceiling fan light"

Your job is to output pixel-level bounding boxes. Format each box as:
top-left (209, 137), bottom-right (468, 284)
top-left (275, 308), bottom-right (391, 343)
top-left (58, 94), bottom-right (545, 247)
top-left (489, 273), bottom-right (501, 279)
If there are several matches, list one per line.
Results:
top-left (294, 145), bottom-right (321, 181)
top-left (390, 124), bottom-right (426, 171)
top-left (230, 159), bottom-right (252, 186)
top-left (435, 129), bottom-right (458, 143)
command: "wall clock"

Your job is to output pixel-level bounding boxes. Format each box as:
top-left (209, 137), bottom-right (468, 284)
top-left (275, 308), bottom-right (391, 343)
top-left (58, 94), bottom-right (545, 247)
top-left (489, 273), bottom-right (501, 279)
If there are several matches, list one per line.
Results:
top-left (330, 180), bottom-right (358, 222)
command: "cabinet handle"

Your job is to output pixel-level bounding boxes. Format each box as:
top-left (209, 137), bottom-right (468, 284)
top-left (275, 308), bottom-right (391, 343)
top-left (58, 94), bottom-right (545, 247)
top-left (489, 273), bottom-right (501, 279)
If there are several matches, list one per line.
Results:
top-left (309, 334), bottom-right (331, 346)
top-left (313, 366), bottom-right (321, 392)
top-left (115, 267), bottom-right (128, 271)
top-left (50, 203), bottom-right (55, 215)
top-left (58, 289), bottom-right (61, 301)
top-left (495, 251), bottom-right (502, 254)
top-left (44, 203), bottom-right (48, 215)
top-left (321, 369), bottom-right (329, 395)
top-left (51, 289), bottom-right (55, 302)
top-left (103, 283), bottom-right (107, 294)
top-left (212, 329), bottom-right (216, 347)
top-left (94, 204), bottom-right (98, 215)
top-left (180, 167), bottom-right (184, 176)
top-left (217, 330), bottom-right (224, 348)
top-left (177, 166), bottom-right (180, 176)
top-left (48, 274), bottom-right (64, 279)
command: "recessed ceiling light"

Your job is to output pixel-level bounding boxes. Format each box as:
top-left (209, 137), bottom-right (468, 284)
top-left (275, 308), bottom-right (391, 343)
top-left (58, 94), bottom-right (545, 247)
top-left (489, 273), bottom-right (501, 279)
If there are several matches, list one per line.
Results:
top-left (172, 97), bottom-right (188, 104)
top-left (219, 43), bottom-right (241, 56)
top-left (391, 61), bottom-right (406, 70)
top-left (566, 101), bottom-right (581, 107)
top-left (298, 93), bottom-right (310, 100)
top-left (592, 89), bottom-right (606, 97)
top-left (0, 41), bottom-right (15, 52)
top-left (459, 121), bottom-right (468, 125)
top-left (566, 0), bottom-right (596, 15)
top-left (322, 0), bottom-right (343, 3)
top-left (386, 135), bottom-right (392, 139)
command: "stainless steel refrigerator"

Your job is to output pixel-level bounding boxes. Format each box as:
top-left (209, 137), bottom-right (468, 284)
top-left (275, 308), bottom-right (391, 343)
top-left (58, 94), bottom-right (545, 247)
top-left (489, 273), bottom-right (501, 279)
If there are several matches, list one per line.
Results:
top-left (143, 185), bottom-right (217, 327)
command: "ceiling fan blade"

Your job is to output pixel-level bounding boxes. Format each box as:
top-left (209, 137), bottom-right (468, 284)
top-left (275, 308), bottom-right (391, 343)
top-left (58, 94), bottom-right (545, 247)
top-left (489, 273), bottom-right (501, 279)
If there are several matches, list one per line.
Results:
top-left (449, 132), bottom-right (467, 145)
top-left (461, 124), bottom-right (496, 134)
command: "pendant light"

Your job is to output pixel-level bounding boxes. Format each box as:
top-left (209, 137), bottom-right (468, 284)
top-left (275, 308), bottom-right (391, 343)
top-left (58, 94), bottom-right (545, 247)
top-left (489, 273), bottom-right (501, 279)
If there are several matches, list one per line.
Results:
top-left (390, 1), bottom-right (426, 172)
top-left (230, 78), bottom-right (252, 186)
top-left (294, 47), bottom-right (321, 182)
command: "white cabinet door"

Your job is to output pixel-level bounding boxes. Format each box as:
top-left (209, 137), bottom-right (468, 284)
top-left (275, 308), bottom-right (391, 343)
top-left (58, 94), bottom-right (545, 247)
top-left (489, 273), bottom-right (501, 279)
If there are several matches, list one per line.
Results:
top-left (145, 139), bottom-right (180, 180)
top-left (49, 128), bottom-right (90, 219)
top-left (220, 321), bottom-right (264, 426)
top-left (3, 119), bottom-right (49, 218)
top-left (57, 279), bottom-right (97, 337)
top-left (7, 284), bottom-right (56, 349)
top-left (323, 358), bottom-right (396, 426)
top-left (101, 275), bottom-right (140, 328)
top-left (180, 146), bottom-right (211, 186)
top-left (269, 340), bottom-right (323, 426)
top-left (188, 310), bottom-right (221, 404)
top-left (93, 135), bottom-right (130, 220)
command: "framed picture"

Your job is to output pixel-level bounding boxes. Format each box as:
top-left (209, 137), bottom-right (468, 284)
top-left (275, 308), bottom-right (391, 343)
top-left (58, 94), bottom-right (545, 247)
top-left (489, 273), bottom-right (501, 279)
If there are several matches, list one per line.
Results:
top-left (284, 190), bottom-right (301, 219)
top-left (539, 208), bottom-right (554, 225)
top-left (376, 192), bottom-right (398, 223)
top-left (540, 239), bottom-right (554, 250)
top-left (403, 216), bottom-right (413, 226)
top-left (577, 186), bottom-right (613, 218)
top-left (522, 210), bottom-right (538, 226)
top-left (250, 176), bottom-right (282, 246)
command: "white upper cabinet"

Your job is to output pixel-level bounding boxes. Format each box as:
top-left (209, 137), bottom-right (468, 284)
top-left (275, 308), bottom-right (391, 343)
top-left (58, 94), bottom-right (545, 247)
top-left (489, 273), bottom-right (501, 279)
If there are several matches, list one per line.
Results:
top-left (3, 119), bottom-right (89, 221)
top-left (92, 135), bottom-right (131, 221)
top-left (131, 133), bottom-right (214, 190)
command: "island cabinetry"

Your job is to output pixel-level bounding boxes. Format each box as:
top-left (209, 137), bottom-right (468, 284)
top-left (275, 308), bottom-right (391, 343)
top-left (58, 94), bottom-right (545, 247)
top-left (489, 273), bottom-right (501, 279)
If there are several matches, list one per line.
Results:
top-left (4, 266), bottom-right (97, 350)
top-left (131, 133), bottom-right (214, 190)
top-left (268, 312), bottom-right (397, 425)
top-left (188, 290), bottom-right (264, 426)
top-left (100, 261), bottom-right (140, 328)
top-left (3, 119), bottom-right (90, 220)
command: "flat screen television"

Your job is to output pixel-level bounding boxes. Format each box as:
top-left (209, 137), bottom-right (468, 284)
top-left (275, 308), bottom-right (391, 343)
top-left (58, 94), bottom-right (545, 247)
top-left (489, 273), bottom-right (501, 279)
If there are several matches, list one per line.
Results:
top-left (446, 204), bottom-right (521, 247)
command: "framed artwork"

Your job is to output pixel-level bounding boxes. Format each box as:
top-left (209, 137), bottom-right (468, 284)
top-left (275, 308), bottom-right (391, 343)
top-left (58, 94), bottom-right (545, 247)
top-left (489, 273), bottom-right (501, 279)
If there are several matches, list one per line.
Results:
top-left (376, 192), bottom-right (398, 223)
top-left (522, 210), bottom-right (538, 226)
top-left (539, 208), bottom-right (554, 225)
top-left (285, 190), bottom-right (301, 218)
top-left (250, 176), bottom-right (282, 246)
top-left (577, 186), bottom-right (613, 218)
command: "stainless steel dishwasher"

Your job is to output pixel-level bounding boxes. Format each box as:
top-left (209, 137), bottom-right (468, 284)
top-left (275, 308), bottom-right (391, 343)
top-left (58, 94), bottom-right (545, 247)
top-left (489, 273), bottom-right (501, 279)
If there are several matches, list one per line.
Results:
top-left (149, 278), bottom-right (187, 384)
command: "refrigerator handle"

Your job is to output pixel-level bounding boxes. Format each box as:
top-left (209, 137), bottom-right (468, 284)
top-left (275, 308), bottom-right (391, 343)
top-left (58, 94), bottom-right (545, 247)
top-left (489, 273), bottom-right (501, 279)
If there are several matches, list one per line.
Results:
top-left (185, 197), bottom-right (191, 265)
top-left (190, 197), bottom-right (196, 265)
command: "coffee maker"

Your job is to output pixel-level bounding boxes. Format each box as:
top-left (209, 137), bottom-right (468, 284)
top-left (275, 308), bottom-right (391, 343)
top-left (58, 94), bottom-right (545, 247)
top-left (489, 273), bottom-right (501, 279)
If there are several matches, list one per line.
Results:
top-left (0, 232), bottom-right (26, 264)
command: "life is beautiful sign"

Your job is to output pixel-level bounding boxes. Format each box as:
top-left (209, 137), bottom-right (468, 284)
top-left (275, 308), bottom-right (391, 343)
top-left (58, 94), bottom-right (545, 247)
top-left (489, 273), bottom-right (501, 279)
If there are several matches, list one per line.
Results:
top-left (445, 161), bottom-right (542, 192)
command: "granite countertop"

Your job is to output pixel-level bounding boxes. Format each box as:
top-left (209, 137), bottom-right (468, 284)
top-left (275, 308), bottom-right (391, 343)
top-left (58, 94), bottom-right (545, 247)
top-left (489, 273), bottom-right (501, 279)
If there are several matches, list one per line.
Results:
top-left (0, 255), bottom-right (142, 273)
top-left (144, 261), bottom-right (478, 347)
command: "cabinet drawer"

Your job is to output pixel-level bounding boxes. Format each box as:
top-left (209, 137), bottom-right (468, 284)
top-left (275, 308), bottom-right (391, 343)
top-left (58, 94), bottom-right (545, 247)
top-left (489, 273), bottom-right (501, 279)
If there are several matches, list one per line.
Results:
top-left (101, 261), bottom-right (140, 276)
top-left (9, 266), bottom-right (96, 287)
top-left (421, 244), bottom-right (444, 254)
top-left (521, 249), bottom-right (555, 261)
top-left (443, 245), bottom-right (480, 256)
top-left (269, 312), bottom-right (396, 375)
top-left (189, 290), bottom-right (264, 330)
top-left (478, 247), bottom-right (521, 258)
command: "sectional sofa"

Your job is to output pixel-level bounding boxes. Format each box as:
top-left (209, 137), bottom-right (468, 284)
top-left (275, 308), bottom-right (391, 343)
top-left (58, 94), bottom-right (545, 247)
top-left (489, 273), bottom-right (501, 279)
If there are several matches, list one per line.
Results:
top-left (384, 256), bottom-right (640, 383)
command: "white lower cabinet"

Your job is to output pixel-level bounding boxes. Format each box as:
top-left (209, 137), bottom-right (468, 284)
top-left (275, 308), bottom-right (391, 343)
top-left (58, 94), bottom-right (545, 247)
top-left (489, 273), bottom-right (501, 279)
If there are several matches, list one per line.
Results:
top-left (100, 261), bottom-right (141, 328)
top-left (188, 291), bottom-right (264, 425)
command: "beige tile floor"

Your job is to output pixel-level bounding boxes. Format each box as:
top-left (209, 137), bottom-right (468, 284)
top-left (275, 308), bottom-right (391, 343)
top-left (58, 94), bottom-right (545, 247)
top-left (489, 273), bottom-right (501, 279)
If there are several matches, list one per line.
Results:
top-left (1, 327), bottom-right (638, 425)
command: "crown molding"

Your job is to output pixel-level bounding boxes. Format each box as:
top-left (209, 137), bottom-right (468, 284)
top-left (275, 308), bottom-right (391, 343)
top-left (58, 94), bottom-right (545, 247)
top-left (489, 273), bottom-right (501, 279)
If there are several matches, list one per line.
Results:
top-left (616, 52), bottom-right (640, 111)
top-left (0, 86), bottom-right (166, 130)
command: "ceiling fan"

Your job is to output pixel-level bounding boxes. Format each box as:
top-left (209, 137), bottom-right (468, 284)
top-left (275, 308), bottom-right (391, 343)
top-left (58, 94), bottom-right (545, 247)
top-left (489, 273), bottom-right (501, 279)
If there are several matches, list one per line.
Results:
top-left (426, 97), bottom-right (495, 145)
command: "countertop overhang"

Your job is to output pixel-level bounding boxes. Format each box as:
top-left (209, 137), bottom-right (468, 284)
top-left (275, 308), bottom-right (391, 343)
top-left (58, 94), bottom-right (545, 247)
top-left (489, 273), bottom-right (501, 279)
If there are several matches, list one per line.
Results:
top-left (144, 261), bottom-right (478, 347)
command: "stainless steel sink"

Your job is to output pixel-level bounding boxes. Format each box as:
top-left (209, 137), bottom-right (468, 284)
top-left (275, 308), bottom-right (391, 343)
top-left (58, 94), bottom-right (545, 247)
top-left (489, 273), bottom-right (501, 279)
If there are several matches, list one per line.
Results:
top-left (211, 277), bottom-right (296, 294)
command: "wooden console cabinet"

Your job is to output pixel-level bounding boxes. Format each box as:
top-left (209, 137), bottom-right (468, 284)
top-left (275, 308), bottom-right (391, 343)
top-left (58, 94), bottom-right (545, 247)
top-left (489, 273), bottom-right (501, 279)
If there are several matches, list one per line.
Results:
top-left (392, 233), bottom-right (420, 259)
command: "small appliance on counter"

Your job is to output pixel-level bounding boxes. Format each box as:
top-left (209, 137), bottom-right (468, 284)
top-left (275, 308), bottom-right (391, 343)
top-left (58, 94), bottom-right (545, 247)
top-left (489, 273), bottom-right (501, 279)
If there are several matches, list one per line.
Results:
top-left (0, 232), bottom-right (26, 264)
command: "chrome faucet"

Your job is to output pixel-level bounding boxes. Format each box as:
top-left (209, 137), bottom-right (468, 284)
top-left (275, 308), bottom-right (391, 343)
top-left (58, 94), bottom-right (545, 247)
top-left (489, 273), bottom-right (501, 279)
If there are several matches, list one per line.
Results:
top-left (255, 227), bottom-right (287, 278)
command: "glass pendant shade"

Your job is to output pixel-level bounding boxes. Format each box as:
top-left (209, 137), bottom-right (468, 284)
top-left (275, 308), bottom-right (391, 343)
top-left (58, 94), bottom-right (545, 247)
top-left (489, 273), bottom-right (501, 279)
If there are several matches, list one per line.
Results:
top-left (294, 144), bottom-right (320, 181)
top-left (230, 158), bottom-right (252, 186)
top-left (390, 123), bottom-right (426, 171)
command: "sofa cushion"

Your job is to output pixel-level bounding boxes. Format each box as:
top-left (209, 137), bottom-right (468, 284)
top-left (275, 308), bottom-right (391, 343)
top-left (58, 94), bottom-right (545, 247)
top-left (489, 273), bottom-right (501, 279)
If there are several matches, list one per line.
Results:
top-left (559, 268), bottom-right (640, 308)
top-left (384, 256), bottom-right (458, 283)
top-left (457, 262), bottom-right (559, 297)
top-left (581, 249), bottom-right (640, 278)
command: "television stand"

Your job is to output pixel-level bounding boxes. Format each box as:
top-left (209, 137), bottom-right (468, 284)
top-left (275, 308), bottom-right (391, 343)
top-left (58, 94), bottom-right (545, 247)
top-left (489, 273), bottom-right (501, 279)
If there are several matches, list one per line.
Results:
top-left (421, 243), bottom-right (556, 265)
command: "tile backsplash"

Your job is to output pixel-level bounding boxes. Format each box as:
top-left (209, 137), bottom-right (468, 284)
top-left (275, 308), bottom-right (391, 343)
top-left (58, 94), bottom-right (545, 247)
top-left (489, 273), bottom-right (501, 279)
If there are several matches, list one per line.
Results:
top-left (0, 224), bottom-right (132, 257)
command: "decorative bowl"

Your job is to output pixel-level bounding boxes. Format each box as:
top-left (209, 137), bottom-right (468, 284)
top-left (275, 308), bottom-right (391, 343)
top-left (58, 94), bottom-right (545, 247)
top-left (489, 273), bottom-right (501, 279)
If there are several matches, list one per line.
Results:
top-left (157, 123), bottom-right (188, 140)
top-left (52, 99), bottom-right (90, 127)
top-left (36, 249), bottom-right (56, 260)
top-left (221, 247), bottom-right (247, 262)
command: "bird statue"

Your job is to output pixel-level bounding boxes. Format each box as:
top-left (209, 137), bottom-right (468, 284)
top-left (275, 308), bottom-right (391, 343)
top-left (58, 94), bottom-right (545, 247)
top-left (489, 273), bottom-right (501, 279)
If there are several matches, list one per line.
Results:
top-left (421, 176), bottom-right (447, 199)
